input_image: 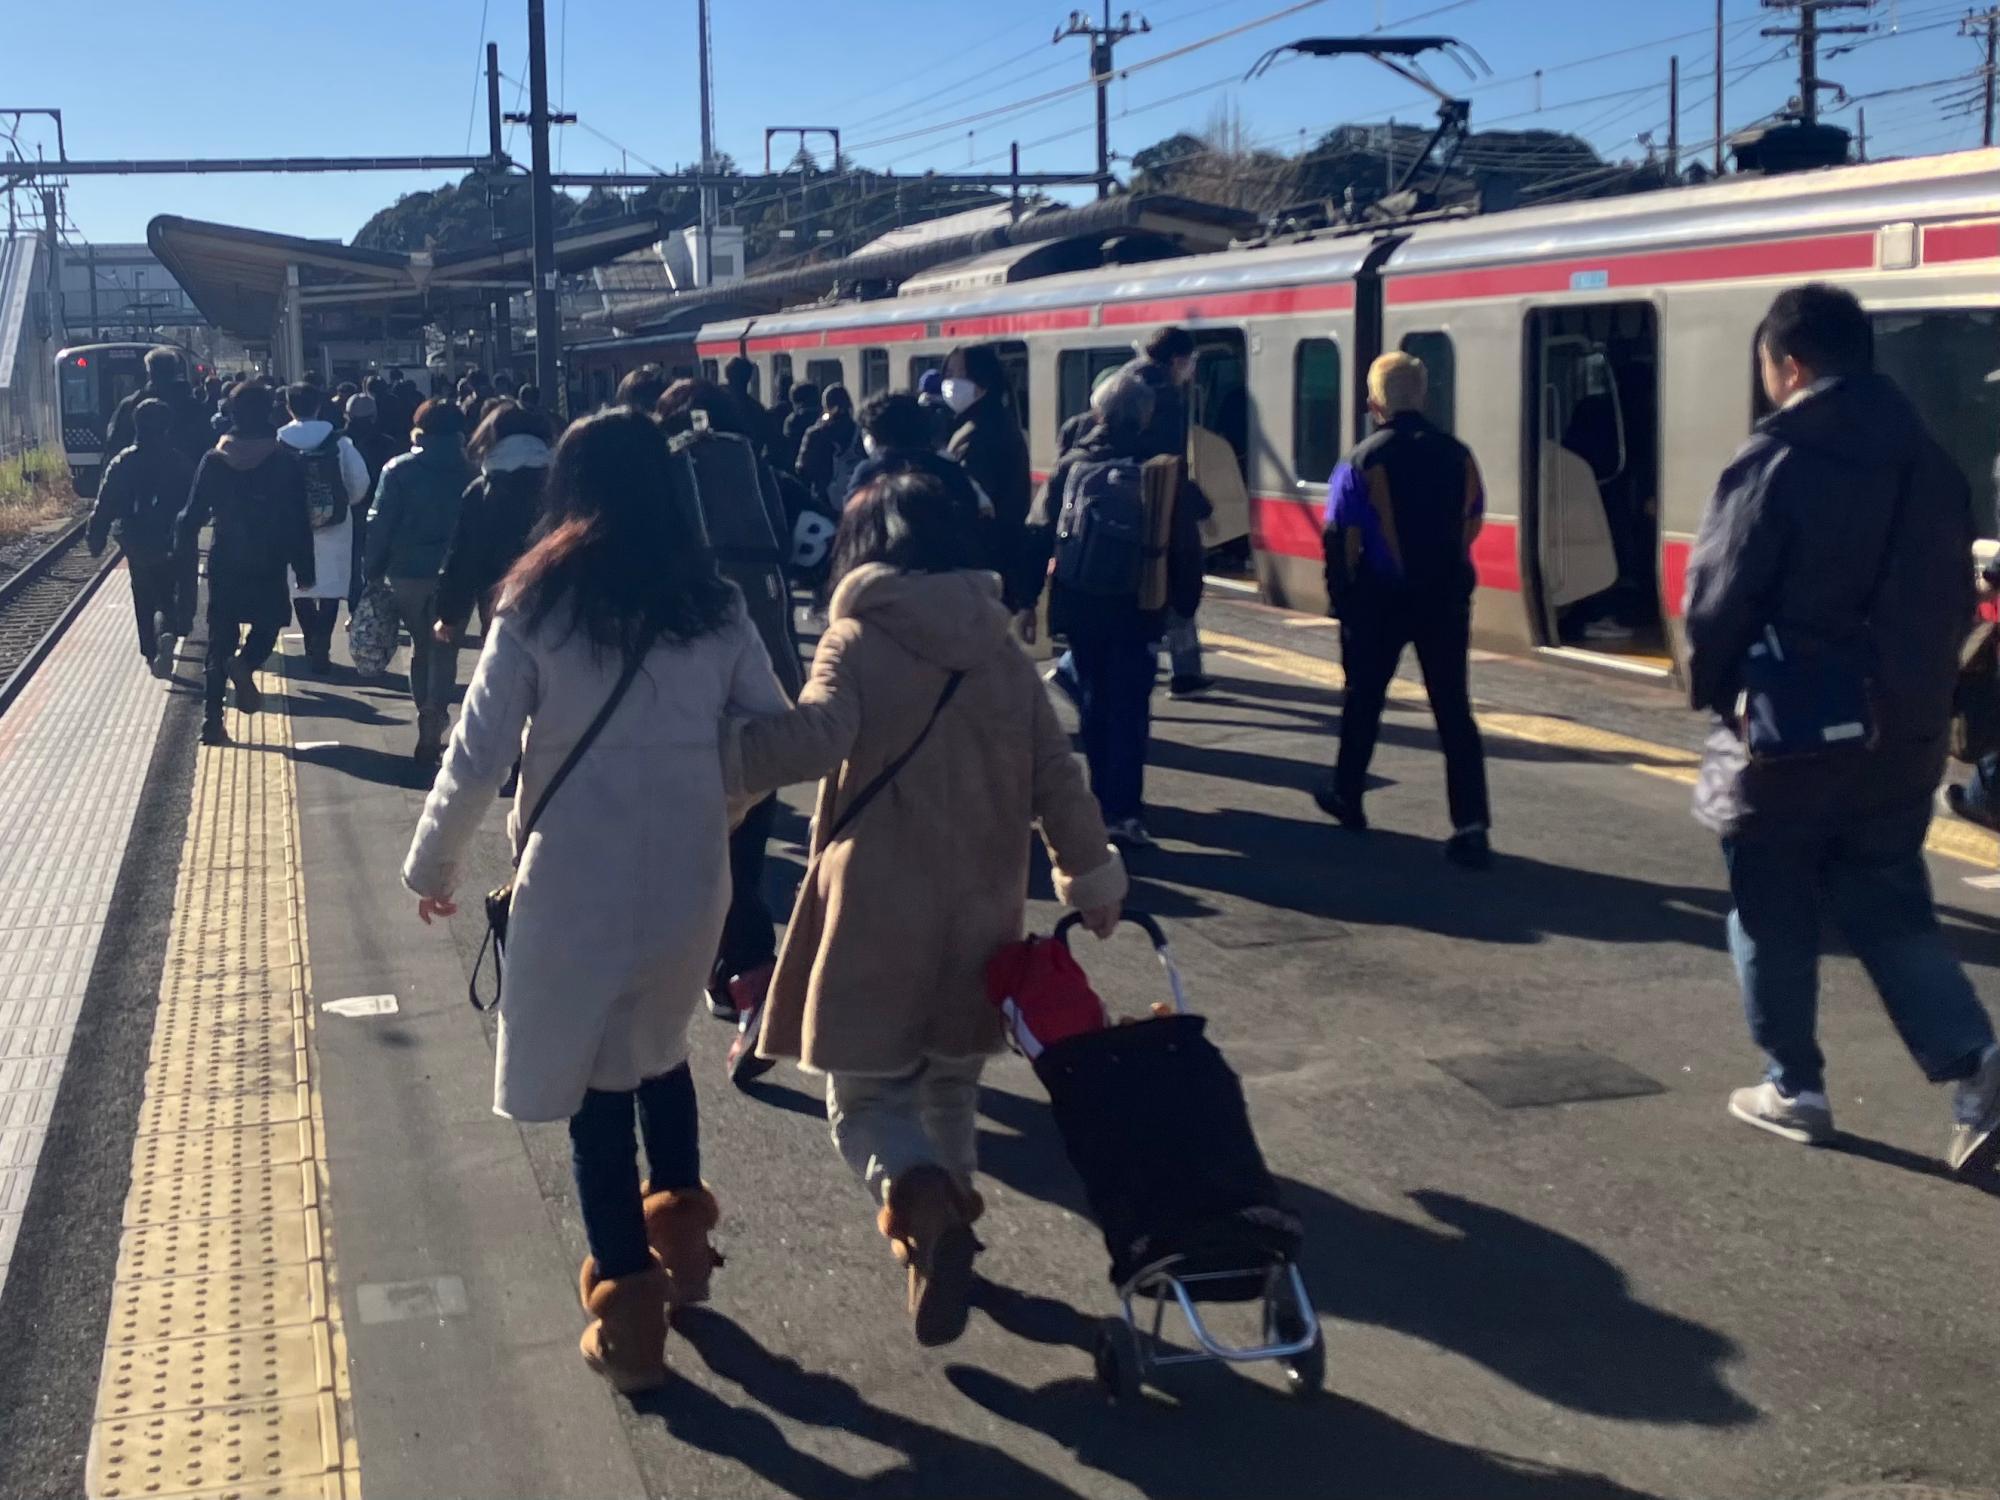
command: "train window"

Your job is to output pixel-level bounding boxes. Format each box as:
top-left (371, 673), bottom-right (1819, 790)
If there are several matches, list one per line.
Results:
top-left (1293, 338), bottom-right (1343, 485)
top-left (1057, 347), bottom-right (1131, 434)
top-left (1873, 309), bottom-right (2000, 534)
top-left (1190, 329), bottom-right (1249, 474)
top-left (1399, 330), bottom-right (1457, 433)
top-left (909, 353), bottom-right (945, 387)
top-left (994, 341), bottom-right (1031, 434)
top-left (700, 358), bottom-right (719, 383)
top-left (861, 348), bottom-right (890, 398)
top-left (770, 352), bottom-right (793, 392)
top-left (806, 358), bottom-right (844, 392)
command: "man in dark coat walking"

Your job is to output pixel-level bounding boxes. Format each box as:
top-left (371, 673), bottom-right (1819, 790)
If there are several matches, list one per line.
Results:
top-left (106, 346), bottom-right (213, 465)
top-left (90, 397), bottom-right (196, 676)
top-left (176, 381), bottom-right (315, 745)
top-left (1317, 351), bottom-right (1492, 868)
top-left (1685, 282), bottom-right (2000, 1174)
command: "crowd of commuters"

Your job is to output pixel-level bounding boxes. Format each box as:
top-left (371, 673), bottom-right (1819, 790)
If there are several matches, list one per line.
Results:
top-left (90, 286), bottom-right (2000, 1398)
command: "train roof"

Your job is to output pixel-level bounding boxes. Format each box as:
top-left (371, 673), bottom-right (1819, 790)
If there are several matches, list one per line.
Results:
top-left (694, 148), bottom-right (2000, 346)
top-left (1379, 147), bottom-right (2000, 277)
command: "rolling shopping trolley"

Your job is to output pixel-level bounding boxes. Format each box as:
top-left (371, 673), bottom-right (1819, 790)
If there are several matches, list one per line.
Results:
top-left (992, 912), bottom-right (1322, 1400)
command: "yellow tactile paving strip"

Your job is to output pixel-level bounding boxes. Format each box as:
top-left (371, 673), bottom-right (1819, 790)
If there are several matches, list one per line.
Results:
top-left (86, 659), bottom-right (358, 1500)
top-left (1205, 628), bottom-right (2000, 869)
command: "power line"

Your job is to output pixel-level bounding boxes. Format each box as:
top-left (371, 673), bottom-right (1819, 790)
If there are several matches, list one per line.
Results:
top-left (463, 0), bottom-right (492, 156)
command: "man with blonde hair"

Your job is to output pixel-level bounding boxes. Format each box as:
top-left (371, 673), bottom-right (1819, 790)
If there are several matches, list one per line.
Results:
top-left (1317, 350), bottom-right (1492, 868)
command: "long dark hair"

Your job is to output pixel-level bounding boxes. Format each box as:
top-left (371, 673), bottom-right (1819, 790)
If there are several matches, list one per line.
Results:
top-left (499, 408), bottom-right (734, 657)
top-left (827, 470), bottom-right (984, 594)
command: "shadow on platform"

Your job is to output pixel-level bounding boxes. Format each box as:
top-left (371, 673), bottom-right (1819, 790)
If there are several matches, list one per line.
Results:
top-left (969, 1086), bottom-right (1756, 1434)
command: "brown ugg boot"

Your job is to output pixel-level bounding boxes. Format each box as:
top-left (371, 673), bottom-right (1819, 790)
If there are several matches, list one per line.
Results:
top-left (642, 1183), bottom-right (722, 1308)
top-left (576, 1254), bottom-right (671, 1394)
top-left (879, 1165), bottom-right (978, 1348)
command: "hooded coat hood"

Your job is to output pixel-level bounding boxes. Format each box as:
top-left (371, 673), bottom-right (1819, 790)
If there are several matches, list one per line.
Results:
top-left (826, 564), bottom-right (1013, 674)
top-left (214, 434), bottom-right (280, 471)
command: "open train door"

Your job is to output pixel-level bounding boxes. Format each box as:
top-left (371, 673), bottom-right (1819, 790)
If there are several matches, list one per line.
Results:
top-left (1523, 304), bottom-right (1669, 671)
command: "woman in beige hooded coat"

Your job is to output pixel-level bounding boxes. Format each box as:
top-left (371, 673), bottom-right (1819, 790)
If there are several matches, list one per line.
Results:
top-left (730, 470), bottom-right (1126, 1347)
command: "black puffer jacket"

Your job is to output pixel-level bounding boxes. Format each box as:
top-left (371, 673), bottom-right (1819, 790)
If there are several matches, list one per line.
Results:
top-left (434, 435), bottom-right (549, 627)
top-left (948, 392), bottom-right (1033, 605)
top-left (176, 435), bottom-right (314, 628)
top-left (1685, 373), bottom-right (1976, 837)
top-left (90, 440), bottom-right (196, 562)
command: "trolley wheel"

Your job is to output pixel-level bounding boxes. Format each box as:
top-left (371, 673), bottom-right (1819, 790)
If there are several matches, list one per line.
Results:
top-left (1093, 1317), bottom-right (1143, 1402)
top-left (1269, 1303), bottom-right (1325, 1397)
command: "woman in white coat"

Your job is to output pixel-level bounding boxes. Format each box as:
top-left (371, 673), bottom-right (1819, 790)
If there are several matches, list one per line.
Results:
top-left (402, 409), bottom-right (792, 1394)
top-left (277, 383), bottom-right (370, 673)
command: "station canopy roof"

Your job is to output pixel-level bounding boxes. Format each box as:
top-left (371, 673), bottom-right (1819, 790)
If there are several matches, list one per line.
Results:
top-left (147, 209), bottom-right (672, 340)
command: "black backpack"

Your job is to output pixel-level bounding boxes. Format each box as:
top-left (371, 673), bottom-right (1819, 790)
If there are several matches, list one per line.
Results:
top-left (1053, 457), bottom-right (1149, 598)
top-left (299, 432), bottom-right (348, 531)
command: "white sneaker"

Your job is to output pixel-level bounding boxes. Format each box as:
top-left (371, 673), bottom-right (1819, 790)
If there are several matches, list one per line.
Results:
top-left (1728, 1081), bottom-right (1834, 1145)
top-left (151, 632), bottom-right (178, 679)
top-left (1947, 1044), bottom-right (2000, 1176)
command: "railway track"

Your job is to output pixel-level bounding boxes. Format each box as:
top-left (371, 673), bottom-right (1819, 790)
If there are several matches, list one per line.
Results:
top-left (0, 521), bottom-right (122, 718)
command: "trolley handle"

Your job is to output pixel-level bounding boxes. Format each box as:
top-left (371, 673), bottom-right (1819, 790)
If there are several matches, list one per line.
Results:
top-left (1054, 909), bottom-right (1168, 949)
top-left (1052, 910), bottom-right (1187, 1015)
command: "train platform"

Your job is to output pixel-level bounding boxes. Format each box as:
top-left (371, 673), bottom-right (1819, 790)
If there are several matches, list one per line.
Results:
top-left (1, 572), bottom-right (1999, 1500)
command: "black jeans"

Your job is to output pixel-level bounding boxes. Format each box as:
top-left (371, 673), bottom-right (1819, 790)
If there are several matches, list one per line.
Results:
top-left (568, 1063), bottom-right (702, 1280)
top-left (204, 615), bottom-right (280, 723)
top-left (715, 794), bottom-right (779, 986)
top-left (128, 556), bottom-right (180, 659)
top-left (1335, 594), bottom-right (1490, 832)
top-left (294, 598), bottom-right (340, 662)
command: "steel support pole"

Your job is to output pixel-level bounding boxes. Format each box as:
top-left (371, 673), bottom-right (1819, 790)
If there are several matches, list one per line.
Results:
top-left (526, 0), bottom-right (562, 414)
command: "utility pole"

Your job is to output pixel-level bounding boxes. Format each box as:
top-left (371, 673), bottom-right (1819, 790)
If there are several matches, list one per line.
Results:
top-left (1966, 7), bottom-right (1998, 149)
top-left (1055, 5), bottom-right (1151, 199)
top-left (1760, 0), bottom-right (1873, 127)
top-left (485, 41), bottom-right (512, 372)
top-left (1667, 55), bottom-right (1680, 180)
top-left (508, 0), bottom-right (574, 415)
top-left (697, 0), bottom-right (716, 285)
top-left (1714, 0), bottom-right (1726, 171)
top-left (1856, 105), bottom-right (1867, 159)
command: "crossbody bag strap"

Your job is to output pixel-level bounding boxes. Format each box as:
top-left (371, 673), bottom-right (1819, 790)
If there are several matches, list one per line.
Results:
top-left (820, 670), bottom-right (965, 848)
top-left (519, 637), bottom-right (652, 849)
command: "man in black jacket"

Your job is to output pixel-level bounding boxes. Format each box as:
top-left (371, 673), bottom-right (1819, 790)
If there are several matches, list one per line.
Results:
top-left (176, 382), bottom-right (315, 746)
top-left (1686, 283), bottom-right (1999, 1174)
top-left (90, 397), bottom-right (195, 676)
top-left (105, 347), bottom-right (211, 464)
top-left (1318, 351), bottom-right (1491, 868)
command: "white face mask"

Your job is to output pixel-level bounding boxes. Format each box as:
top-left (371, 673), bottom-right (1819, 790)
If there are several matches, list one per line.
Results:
top-left (940, 377), bottom-right (979, 414)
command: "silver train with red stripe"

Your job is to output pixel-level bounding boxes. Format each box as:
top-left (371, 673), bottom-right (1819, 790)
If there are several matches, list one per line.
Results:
top-left (696, 149), bottom-right (2000, 680)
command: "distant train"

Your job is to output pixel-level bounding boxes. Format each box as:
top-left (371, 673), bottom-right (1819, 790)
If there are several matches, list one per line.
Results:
top-left (55, 340), bottom-right (208, 495)
top-left (678, 148), bottom-right (1998, 681)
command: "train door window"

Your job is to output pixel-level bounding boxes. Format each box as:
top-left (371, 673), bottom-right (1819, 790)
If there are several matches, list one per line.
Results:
top-left (1399, 330), bottom-right (1457, 433)
top-left (700, 358), bottom-right (719, 383)
top-left (1872, 309), bottom-right (2000, 536)
top-left (993, 341), bottom-right (1030, 433)
top-left (770, 352), bottom-right (794, 394)
top-left (909, 352), bottom-right (945, 388)
top-left (1293, 338), bottom-right (1343, 485)
top-left (806, 357), bottom-right (844, 392)
top-left (590, 368), bottom-right (613, 409)
top-left (1056, 346), bottom-right (1130, 434)
top-left (861, 347), bottom-right (890, 398)
top-left (1524, 303), bottom-right (1666, 666)
top-left (1190, 330), bottom-right (1249, 472)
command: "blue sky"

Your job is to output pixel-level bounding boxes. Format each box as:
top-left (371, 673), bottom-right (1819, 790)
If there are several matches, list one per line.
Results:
top-left (3, 0), bottom-right (1988, 246)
